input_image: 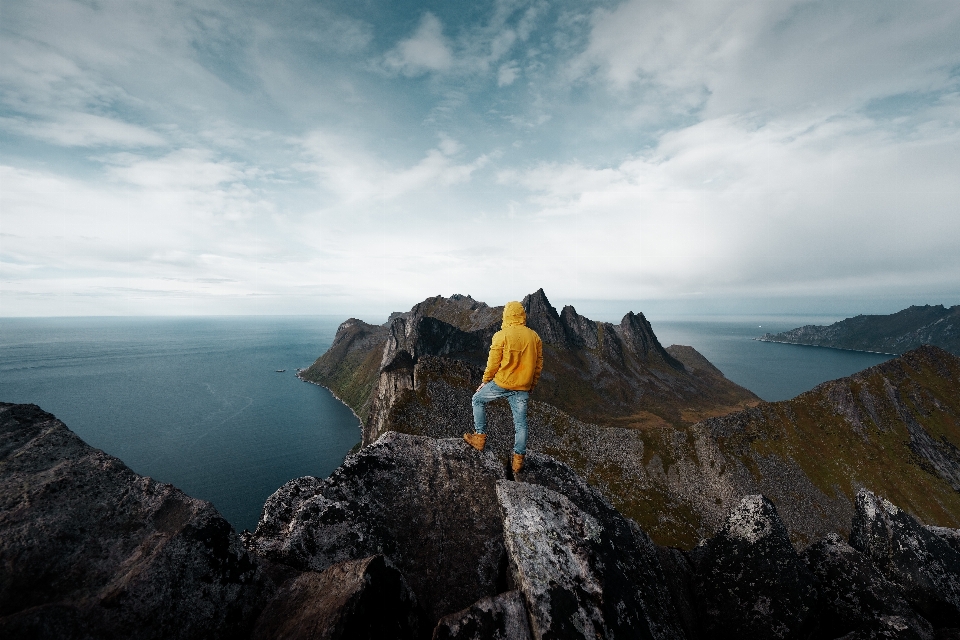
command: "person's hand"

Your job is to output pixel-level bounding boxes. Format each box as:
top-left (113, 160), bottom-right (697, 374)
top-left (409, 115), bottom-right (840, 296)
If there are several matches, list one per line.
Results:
top-left (476, 382), bottom-right (485, 392)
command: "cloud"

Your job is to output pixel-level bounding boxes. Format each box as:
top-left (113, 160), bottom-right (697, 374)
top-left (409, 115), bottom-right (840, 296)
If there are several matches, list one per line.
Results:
top-left (0, 113), bottom-right (165, 147)
top-left (104, 149), bottom-right (247, 189)
top-left (498, 62), bottom-right (520, 86)
top-left (3, 0), bottom-right (960, 316)
top-left (497, 112), bottom-right (960, 299)
top-left (384, 13), bottom-right (453, 76)
top-left (573, 0), bottom-right (960, 120)
top-left (297, 131), bottom-right (488, 202)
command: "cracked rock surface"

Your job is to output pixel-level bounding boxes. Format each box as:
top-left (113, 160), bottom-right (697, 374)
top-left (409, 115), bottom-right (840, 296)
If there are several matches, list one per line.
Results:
top-left (497, 479), bottom-right (687, 640)
top-left (246, 432), bottom-right (509, 625)
top-left (0, 403), bottom-right (267, 640)
top-left (432, 590), bottom-right (532, 640)
top-left (250, 554), bottom-right (423, 640)
top-left (802, 532), bottom-right (933, 640)
top-left (850, 490), bottom-right (960, 628)
top-left (692, 495), bottom-right (820, 640)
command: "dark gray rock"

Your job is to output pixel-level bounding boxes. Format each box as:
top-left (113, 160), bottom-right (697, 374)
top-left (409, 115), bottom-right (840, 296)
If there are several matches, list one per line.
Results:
top-left (246, 432), bottom-right (508, 625)
top-left (656, 546), bottom-right (702, 640)
top-left (515, 452), bottom-right (688, 638)
top-left (497, 479), bottom-right (686, 640)
top-left (432, 591), bottom-right (531, 640)
top-left (850, 490), bottom-right (960, 627)
top-left (560, 305), bottom-right (599, 349)
top-left (617, 311), bottom-right (684, 370)
top-left (0, 403), bottom-right (267, 640)
top-left (521, 288), bottom-right (567, 346)
top-left (693, 494), bottom-right (820, 640)
top-left (928, 526), bottom-right (960, 556)
top-left (803, 532), bottom-right (933, 640)
top-left (250, 554), bottom-right (423, 640)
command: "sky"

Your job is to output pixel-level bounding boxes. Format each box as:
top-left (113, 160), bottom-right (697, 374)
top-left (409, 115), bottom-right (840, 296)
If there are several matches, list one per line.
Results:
top-left (2, 0), bottom-right (959, 320)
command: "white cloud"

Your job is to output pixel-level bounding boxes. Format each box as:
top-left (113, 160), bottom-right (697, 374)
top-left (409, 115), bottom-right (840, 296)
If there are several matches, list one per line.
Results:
top-left (573, 0), bottom-right (960, 122)
top-left (0, 113), bottom-right (165, 147)
top-left (498, 62), bottom-right (520, 86)
top-left (495, 113), bottom-right (960, 300)
top-left (384, 13), bottom-right (453, 76)
top-left (104, 149), bottom-right (246, 189)
top-left (297, 131), bottom-right (488, 202)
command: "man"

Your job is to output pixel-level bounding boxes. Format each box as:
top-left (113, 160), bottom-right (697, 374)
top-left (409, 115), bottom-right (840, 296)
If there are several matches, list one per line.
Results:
top-left (463, 300), bottom-right (543, 473)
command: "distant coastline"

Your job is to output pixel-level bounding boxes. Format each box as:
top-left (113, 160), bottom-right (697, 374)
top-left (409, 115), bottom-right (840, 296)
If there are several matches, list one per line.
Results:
top-left (756, 304), bottom-right (959, 357)
top-left (754, 337), bottom-right (897, 357)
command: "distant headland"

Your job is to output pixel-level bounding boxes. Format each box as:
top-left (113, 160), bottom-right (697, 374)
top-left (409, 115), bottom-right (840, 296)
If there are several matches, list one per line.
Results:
top-left (758, 304), bottom-right (960, 356)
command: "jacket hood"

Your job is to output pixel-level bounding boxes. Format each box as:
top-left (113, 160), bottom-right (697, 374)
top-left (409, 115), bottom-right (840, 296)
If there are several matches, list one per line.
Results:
top-left (502, 301), bottom-right (526, 327)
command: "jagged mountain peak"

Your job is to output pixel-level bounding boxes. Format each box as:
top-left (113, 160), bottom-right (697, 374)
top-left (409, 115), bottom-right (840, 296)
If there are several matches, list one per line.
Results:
top-left (520, 288), bottom-right (566, 345)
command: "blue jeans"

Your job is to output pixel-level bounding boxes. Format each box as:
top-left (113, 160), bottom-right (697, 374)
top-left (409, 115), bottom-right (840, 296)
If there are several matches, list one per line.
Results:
top-left (472, 381), bottom-right (529, 455)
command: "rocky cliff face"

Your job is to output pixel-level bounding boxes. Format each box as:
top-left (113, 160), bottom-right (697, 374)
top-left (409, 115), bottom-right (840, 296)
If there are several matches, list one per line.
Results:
top-left (759, 304), bottom-right (960, 355)
top-left (300, 288), bottom-right (760, 447)
top-left (7, 402), bottom-right (960, 639)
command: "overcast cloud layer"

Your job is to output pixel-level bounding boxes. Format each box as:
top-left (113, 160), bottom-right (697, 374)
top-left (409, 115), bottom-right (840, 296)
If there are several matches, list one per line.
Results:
top-left (2, 0), bottom-right (959, 318)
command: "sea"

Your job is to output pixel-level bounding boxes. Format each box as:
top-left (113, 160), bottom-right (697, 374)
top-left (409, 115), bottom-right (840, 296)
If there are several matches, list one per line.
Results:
top-left (0, 314), bottom-right (891, 532)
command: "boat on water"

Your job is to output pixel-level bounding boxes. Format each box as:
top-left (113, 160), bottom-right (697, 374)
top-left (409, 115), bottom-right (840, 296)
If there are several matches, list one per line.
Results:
top-left (276, 369), bottom-right (286, 373)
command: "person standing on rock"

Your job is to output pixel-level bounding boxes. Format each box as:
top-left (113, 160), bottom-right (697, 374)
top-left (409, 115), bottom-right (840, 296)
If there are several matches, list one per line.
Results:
top-left (464, 300), bottom-right (543, 473)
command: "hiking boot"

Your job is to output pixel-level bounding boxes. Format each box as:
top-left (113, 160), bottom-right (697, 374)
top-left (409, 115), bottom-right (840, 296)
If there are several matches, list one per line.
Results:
top-left (463, 433), bottom-right (487, 451)
top-left (512, 453), bottom-right (525, 474)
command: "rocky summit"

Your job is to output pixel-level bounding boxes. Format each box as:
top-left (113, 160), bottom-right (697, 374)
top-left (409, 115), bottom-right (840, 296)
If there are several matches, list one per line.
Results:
top-left (7, 400), bottom-right (960, 639)
top-left (300, 288), bottom-right (960, 550)
top-left (299, 289), bottom-right (760, 445)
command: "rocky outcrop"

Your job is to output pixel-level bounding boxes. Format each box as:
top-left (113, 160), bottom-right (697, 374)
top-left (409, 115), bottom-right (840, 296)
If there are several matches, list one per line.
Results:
top-left (691, 495), bottom-right (820, 639)
top-left (758, 304), bottom-right (960, 355)
top-left (250, 555), bottom-right (423, 640)
top-left (802, 533), bottom-right (933, 640)
top-left (850, 490), bottom-right (960, 628)
top-left (432, 591), bottom-right (532, 640)
top-left (497, 481), bottom-right (686, 639)
top-left (245, 433), bottom-right (509, 625)
top-left (0, 403), bottom-right (268, 640)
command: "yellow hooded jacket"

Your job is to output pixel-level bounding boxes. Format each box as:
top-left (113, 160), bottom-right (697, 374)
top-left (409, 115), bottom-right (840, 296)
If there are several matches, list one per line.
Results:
top-left (482, 301), bottom-right (543, 391)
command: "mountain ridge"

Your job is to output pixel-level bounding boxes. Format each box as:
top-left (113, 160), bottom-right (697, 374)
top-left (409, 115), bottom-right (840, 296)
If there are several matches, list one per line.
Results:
top-left (300, 288), bottom-right (760, 445)
top-left (758, 304), bottom-right (960, 355)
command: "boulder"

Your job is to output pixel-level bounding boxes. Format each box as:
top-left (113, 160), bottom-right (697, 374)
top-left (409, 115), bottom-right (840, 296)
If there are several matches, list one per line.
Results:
top-left (850, 490), bottom-right (960, 628)
top-left (496, 479), bottom-right (686, 640)
top-left (802, 532), bottom-right (932, 640)
top-left (514, 451), bottom-right (689, 635)
top-left (246, 432), bottom-right (508, 625)
top-left (432, 591), bottom-right (532, 640)
top-left (693, 495), bottom-right (820, 639)
top-left (250, 555), bottom-right (423, 640)
top-left (0, 403), bottom-right (266, 640)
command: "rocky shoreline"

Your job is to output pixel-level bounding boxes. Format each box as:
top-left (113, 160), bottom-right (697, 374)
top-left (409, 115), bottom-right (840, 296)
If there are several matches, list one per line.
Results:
top-left (5, 402), bottom-right (960, 639)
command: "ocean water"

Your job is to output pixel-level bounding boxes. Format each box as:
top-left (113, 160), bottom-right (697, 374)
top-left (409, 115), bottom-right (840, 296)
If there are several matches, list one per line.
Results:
top-left (0, 315), bottom-right (892, 531)
top-left (652, 316), bottom-right (893, 401)
top-left (0, 316), bottom-right (360, 532)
